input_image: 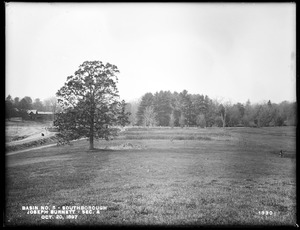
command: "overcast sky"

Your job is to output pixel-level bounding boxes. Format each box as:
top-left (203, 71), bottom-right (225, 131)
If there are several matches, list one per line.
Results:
top-left (6, 3), bottom-right (296, 104)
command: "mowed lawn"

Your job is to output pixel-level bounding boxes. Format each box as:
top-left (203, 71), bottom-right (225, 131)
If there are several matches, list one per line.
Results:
top-left (5, 127), bottom-right (296, 226)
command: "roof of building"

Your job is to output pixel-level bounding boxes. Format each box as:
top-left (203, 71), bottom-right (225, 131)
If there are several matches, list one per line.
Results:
top-left (27, 110), bottom-right (37, 114)
top-left (37, 111), bottom-right (54, 115)
top-left (27, 110), bottom-right (54, 115)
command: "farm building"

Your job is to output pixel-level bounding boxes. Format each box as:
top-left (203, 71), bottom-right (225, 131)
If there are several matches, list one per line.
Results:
top-left (27, 110), bottom-right (54, 121)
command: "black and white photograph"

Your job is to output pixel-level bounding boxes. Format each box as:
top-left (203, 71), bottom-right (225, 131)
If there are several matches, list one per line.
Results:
top-left (4, 2), bottom-right (297, 226)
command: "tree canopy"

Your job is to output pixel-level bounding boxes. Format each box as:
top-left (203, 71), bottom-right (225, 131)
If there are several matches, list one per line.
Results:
top-left (54, 61), bottom-right (130, 150)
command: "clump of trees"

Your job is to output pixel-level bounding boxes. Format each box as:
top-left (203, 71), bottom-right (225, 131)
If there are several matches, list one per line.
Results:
top-left (126, 90), bottom-right (296, 128)
top-left (5, 95), bottom-right (62, 120)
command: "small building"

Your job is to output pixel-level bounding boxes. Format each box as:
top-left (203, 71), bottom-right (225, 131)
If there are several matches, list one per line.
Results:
top-left (27, 110), bottom-right (38, 120)
top-left (27, 110), bottom-right (54, 121)
top-left (36, 111), bottom-right (54, 121)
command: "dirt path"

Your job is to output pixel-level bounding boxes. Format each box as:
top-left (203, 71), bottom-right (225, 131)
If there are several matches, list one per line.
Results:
top-left (6, 143), bottom-right (58, 156)
top-left (6, 129), bottom-right (56, 146)
top-left (6, 138), bottom-right (88, 156)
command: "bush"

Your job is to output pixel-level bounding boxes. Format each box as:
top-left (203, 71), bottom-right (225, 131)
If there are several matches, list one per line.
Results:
top-left (196, 114), bottom-right (206, 128)
top-left (214, 117), bottom-right (223, 127)
top-left (275, 116), bottom-right (284, 126)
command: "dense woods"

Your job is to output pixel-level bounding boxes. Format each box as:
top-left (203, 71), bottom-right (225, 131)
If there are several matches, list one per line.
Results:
top-left (126, 90), bottom-right (297, 128)
top-left (5, 95), bottom-right (62, 120)
top-left (6, 89), bottom-right (296, 128)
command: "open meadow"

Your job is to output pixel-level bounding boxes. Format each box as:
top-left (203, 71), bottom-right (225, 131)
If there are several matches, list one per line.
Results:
top-left (5, 126), bottom-right (297, 226)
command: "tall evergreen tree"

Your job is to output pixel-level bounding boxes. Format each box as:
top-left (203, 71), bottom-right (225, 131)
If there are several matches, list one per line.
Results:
top-left (153, 91), bottom-right (172, 126)
top-left (179, 90), bottom-right (193, 126)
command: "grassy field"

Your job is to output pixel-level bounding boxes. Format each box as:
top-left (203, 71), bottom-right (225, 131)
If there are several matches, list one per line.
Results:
top-left (5, 126), bottom-right (297, 226)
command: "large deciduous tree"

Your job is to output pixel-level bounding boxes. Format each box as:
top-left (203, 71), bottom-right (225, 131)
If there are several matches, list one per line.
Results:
top-left (54, 61), bottom-right (129, 150)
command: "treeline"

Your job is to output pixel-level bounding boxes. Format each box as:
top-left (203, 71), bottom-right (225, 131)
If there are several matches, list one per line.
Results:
top-left (6, 91), bottom-right (297, 127)
top-left (5, 95), bottom-right (62, 120)
top-left (125, 90), bottom-right (297, 128)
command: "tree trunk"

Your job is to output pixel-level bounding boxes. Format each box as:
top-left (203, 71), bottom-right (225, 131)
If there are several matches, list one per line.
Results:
top-left (221, 113), bottom-right (226, 128)
top-left (89, 110), bottom-right (95, 150)
top-left (221, 108), bottom-right (226, 128)
top-left (89, 93), bottom-right (96, 150)
top-left (89, 133), bottom-right (94, 150)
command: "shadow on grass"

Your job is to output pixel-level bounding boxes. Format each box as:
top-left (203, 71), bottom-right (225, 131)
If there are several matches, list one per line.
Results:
top-left (87, 148), bottom-right (116, 153)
